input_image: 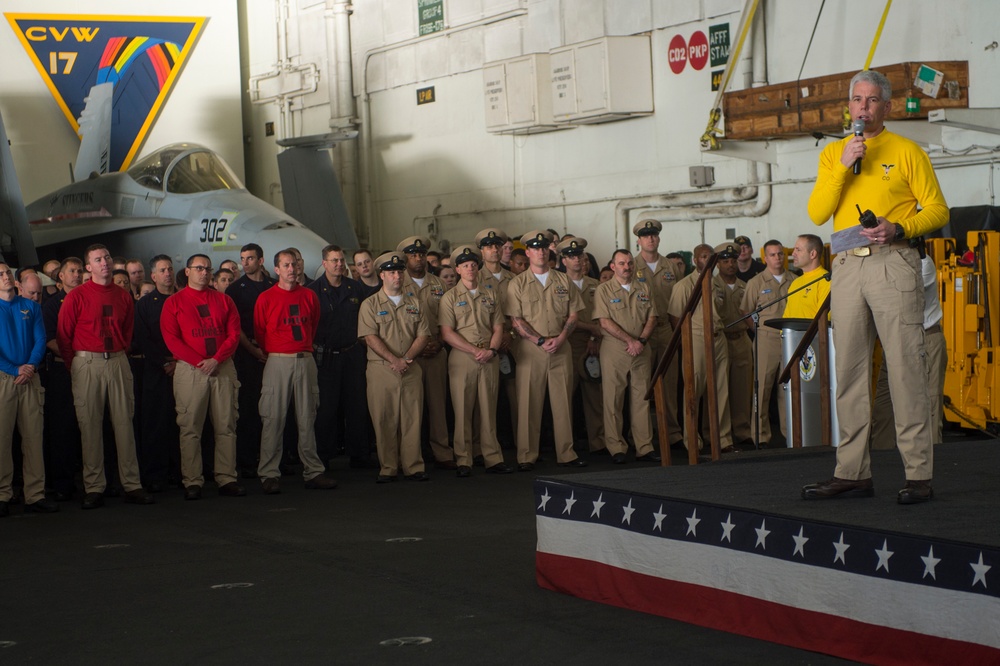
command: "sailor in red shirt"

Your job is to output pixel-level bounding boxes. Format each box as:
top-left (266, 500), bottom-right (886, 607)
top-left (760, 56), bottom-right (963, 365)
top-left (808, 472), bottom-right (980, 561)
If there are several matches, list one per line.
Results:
top-left (56, 244), bottom-right (154, 509)
top-left (253, 249), bottom-right (336, 493)
top-left (161, 254), bottom-right (246, 500)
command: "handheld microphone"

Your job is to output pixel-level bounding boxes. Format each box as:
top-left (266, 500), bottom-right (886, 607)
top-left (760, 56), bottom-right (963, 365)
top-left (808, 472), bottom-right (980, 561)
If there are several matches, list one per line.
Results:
top-left (852, 119), bottom-right (865, 175)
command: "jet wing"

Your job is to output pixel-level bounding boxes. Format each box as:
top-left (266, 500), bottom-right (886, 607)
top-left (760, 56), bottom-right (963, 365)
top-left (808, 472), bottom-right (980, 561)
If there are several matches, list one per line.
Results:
top-left (30, 215), bottom-right (188, 248)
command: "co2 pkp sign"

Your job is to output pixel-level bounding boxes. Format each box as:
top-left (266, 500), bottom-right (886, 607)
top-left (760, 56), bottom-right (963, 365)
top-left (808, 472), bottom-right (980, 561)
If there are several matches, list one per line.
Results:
top-left (668, 30), bottom-right (709, 74)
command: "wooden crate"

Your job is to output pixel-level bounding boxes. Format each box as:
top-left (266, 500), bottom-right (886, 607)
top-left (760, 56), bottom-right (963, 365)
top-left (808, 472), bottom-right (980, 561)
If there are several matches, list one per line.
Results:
top-left (722, 61), bottom-right (969, 140)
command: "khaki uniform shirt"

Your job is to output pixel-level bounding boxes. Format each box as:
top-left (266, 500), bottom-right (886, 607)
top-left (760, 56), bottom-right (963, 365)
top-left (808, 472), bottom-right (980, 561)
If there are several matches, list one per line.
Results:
top-left (667, 271), bottom-right (725, 334)
top-left (402, 273), bottom-right (446, 330)
top-left (358, 290), bottom-right (432, 361)
top-left (634, 254), bottom-right (677, 328)
top-left (592, 279), bottom-right (658, 338)
top-left (504, 269), bottom-right (584, 336)
top-left (717, 277), bottom-right (747, 328)
top-left (479, 265), bottom-right (514, 309)
top-left (741, 271), bottom-right (789, 332)
top-left (568, 275), bottom-right (600, 346)
top-left (439, 281), bottom-right (503, 347)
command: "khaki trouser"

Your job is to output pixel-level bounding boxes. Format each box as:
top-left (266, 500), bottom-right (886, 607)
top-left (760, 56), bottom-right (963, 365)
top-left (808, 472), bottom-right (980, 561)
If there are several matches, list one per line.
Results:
top-left (512, 338), bottom-right (577, 464)
top-left (871, 327), bottom-right (947, 449)
top-left (754, 329), bottom-right (787, 444)
top-left (683, 330), bottom-right (734, 450)
top-left (599, 340), bottom-right (655, 456)
top-left (258, 354), bottom-right (324, 481)
top-left (0, 374), bottom-right (45, 503)
top-left (367, 360), bottom-right (425, 476)
top-left (831, 248), bottom-right (933, 481)
top-left (569, 334), bottom-right (605, 451)
top-left (650, 322), bottom-right (683, 443)
top-left (173, 360), bottom-right (240, 488)
top-left (71, 352), bottom-right (142, 493)
top-left (727, 331), bottom-right (753, 443)
top-left (448, 350), bottom-right (504, 468)
top-left (415, 349), bottom-right (453, 463)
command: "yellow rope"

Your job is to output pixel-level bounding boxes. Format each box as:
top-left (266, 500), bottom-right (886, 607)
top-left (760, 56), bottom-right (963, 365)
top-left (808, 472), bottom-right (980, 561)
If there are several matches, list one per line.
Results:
top-left (864, 0), bottom-right (893, 70)
top-left (701, 0), bottom-right (760, 149)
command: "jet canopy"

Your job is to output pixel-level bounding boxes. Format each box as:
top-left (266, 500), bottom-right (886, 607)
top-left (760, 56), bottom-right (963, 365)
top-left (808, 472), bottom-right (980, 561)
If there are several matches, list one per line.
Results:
top-left (127, 143), bottom-right (245, 194)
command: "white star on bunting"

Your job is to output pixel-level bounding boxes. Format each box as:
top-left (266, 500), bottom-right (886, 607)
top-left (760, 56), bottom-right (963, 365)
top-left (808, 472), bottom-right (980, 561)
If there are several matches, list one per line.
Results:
top-left (921, 546), bottom-right (941, 580)
top-left (875, 539), bottom-right (894, 573)
top-left (562, 491), bottom-right (576, 515)
top-left (833, 532), bottom-right (850, 565)
top-left (538, 488), bottom-right (551, 511)
top-left (971, 552), bottom-right (991, 589)
top-left (652, 504), bottom-right (666, 532)
top-left (720, 513), bottom-right (735, 543)
top-left (754, 520), bottom-right (771, 550)
top-left (622, 499), bottom-right (635, 525)
top-left (591, 493), bottom-right (606, 518)
top-left (792, 526), bottom-right (809, 558)
top-left (685, 509), bottom-right (701, 536)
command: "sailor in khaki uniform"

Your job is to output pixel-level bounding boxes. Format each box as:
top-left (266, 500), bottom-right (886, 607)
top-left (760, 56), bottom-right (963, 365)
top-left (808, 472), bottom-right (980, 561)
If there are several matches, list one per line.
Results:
top-left (740, 240), bottom-right (791, 445)
top-left (558, 237), bottom-right (605, 453)
top-left (396, 236), bottom-right (455, 469)
top-left (476, 227), bottom-right (517, 448)
top-left (504, 230), bottom-right (586, 470)
top-left (592, 250), bottom-right (662, 463)
top-left (358, 252), bottom-right (432, 482)
top-left (715, 242), bottom-right (753, 447)
top-left (666, 244), bottom-right (735, 451)
top-left (632, 219), bottom-right (683, 446)
top-left (438, 245), bottom-right (513, 476)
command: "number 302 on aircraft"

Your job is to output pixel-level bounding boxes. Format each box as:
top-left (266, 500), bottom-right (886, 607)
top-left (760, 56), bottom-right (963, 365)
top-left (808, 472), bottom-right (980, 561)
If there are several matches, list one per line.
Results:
top-left (200, 218), bottom-right (228, 243)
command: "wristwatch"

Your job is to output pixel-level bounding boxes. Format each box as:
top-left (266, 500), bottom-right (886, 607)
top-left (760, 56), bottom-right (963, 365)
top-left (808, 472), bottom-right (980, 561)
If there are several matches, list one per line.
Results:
top-left (489, 348), bottom-right (499, 357)
top-left (893, 223), bottom-right (906, 241)
top-left (536, 336), bottom-right (545, 346)
top-left (638, 337), bottom-right (648, 345)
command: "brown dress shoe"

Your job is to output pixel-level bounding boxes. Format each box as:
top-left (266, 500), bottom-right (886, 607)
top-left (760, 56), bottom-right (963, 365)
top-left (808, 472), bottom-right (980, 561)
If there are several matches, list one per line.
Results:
top-left (304, 475), bottom-right (338, 490)
top-left (898, 480), bottom-right (933, 504)
top-left (124, 488), bottom-right (155, 505)
top-left (261, 478), bottom-right (281, 495)
top-left (218, 482), bottom-right (247, 497)
top-left (801, 477), bottom-right (874, 500)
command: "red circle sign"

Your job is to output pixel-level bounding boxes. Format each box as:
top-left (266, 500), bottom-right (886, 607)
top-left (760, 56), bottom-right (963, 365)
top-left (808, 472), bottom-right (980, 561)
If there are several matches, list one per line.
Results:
top-left (668, 34), bottom-right (687, 74)
top-left (689, 30), bottom-right (708, 70)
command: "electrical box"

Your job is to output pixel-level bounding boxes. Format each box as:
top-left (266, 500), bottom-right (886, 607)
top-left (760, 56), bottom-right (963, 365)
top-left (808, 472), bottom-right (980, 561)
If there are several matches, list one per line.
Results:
top-left (689, 165), bottom-right (715, 188)
top-left (483, 54), bottom-right (568, 134)
top-left (550, 35), bottom-right (653, 125)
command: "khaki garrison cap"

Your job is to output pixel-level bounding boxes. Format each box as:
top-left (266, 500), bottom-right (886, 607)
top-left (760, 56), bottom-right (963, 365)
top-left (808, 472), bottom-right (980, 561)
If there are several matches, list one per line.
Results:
top-left (375, 252), bottom-right (407, 272)
top-left (450, 245), bottom-right (481, 267)
top-left (556, 237), bottom-right (588, 256)
top-left (396, 236), bottom-right (431, 254)
top-left (520, 229), bottom-right (554, 249)
top-left (633, 219), bottom-right (662, 237)
top-left (474, 228), bottom-right (508, 247)
top-left (714, 242), bottom-right (739, 259)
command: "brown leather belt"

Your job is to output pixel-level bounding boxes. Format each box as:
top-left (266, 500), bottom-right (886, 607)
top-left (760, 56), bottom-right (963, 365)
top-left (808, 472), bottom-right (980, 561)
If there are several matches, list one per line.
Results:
top-left (926, 323), bottom-right (942, 335)
top-left (269, 352), bottom-right (309, 358)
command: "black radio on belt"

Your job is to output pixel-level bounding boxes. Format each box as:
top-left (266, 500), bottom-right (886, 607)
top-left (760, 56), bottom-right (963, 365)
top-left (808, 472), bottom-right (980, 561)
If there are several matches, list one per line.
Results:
top-left (856, 204), bottom-right (878, 229)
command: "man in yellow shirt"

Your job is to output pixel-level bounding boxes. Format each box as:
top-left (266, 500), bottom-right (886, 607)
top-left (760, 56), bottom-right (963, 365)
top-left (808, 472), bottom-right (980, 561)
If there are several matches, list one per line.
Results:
top-left (783, 235), bottom-right (829, 320)
top-left (802, 69), bottom-right (948, 504)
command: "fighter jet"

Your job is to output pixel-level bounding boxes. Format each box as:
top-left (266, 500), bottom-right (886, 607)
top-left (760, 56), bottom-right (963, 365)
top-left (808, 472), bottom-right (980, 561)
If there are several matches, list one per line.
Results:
top-left (5, 83), bottom-right (358, 275)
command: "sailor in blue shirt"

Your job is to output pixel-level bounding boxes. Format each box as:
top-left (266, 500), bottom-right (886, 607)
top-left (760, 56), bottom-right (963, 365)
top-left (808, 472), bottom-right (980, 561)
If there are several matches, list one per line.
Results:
top-left (0, 262), bottom-right (57, 516)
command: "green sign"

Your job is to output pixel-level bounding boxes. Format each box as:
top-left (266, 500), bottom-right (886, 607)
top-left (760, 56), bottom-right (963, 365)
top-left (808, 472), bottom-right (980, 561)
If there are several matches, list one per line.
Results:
top-left (418, 0), bottom-right (444, 36)
top-left (710, 23), bottom-right (730, 68)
